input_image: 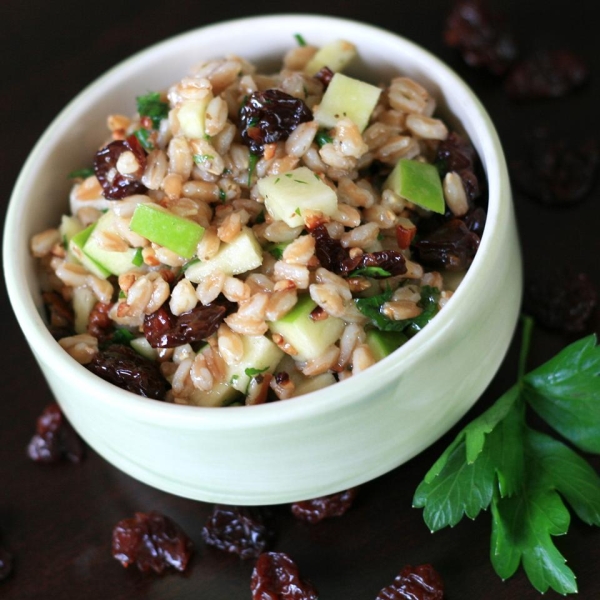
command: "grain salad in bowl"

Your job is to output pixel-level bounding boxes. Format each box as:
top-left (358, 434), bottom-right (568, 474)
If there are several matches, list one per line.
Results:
top-left (6, 15), bottom-right (519, 503)
top-left (30, 37), bottom-right (486, 407)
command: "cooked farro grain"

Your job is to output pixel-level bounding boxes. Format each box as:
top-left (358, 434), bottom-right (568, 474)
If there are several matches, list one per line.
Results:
top-left (32, 37), bottom-right (486, 405)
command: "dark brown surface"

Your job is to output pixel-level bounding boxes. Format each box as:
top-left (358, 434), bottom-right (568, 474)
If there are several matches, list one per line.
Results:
top-left (1, 1), bottom-right (599, 598)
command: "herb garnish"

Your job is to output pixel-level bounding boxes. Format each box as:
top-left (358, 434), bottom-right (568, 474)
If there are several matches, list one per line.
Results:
top-left (136, 91), bottom-right (169, 129)
top-left (134, 128), bottom-right (154, 151)
top-left (248, 153), bottom-right (260, 186)
top-left (294, 33), bottom-right (307, 47)
top-left (315, 129), bottom-right (333, 147)
top-left (244, 366), bottom-right (269, 377)
top-left (68, 167), bottom-right (94, 179)
top-left (349, 266), bottom-right (391, 278)
top-left (414, 317), bottom-right (600, 595)
top-left (131, 247), bottom-right (144, 267)
top-left (355, 286), bottom-right (439, 335)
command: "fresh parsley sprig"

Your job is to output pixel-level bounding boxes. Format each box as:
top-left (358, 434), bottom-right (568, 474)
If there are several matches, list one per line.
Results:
top-left (413, 316), bottom-right (600, 595)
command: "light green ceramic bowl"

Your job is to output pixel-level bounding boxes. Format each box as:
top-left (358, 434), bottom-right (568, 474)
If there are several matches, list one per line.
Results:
top-left (3, 14), bottom-right (521, 504)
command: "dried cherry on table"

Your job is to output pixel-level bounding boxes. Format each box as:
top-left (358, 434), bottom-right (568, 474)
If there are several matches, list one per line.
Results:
top-left (111, 511), bottom-right (193, 573)
top-left (251, 552), bottom-right (319, 600)
top-left (202, 505), bottom-right (274, 559)
top-left (376, 564), bottom-right (445, 600)
top-left (291, 488), bottom-right (359, 524)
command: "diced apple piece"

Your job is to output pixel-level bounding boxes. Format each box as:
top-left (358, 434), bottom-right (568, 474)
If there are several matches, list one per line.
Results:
top-left (269, 294), bottom-right (345, 361)
top-left (130, 337), bottom-right (159, 361)
top-left (69, 224), bottom-right (111, 279)
top-left (295, 372), bottom-right (336, 396)
top-left (184, 226), bottom-right (263, 282)
top-left (258, 166), bottom-right (338, 228)
top-left (82, 211), bottom-right (141, 276)
top-left (188, 335), bottom-right (283, 407)
top-left (384, 159), bottom-right (445, 214)
top-left (176, 96), bottom-right (212, 139)
top-left (305, 40), bottom-right (357, 76)
top-left (129, 203), bottom-right (205, 259)
top-left (366, 330), bottom-right (407, 362)
top-left (314, 73), bottom-right (382, 132)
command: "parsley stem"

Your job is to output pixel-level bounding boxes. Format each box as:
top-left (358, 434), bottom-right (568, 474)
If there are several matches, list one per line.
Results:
top-left (518, 315), bottom-right (534, 382)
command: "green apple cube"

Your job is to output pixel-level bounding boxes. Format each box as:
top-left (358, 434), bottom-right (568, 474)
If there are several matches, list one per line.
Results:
top-left (295, 372), bottom-right (336, 396)
top-left (305, 39), bottom-right (357, 76)
top-left (258, 166), bottom-right (338, 228)
top-left (80, 210), bottom-right (143, 275)
top-left (268, 294), bottom-right (345, 361)
top-left (384, 159), bottom-right (445, 214)
top-left (177, 97), bottom-right (212, 139)
top-left (366, 329), bottom-right (407, 362)
top-left (314, 72), bottom-right (382, 132)
top-left (189, 335), bottom-right (283, 407)
top-left (184, 226), bottom-right (263, 282)
top-left (69, 223), bottom-right (111, 279)
top-left (129, 203), bottom-right (205, 259)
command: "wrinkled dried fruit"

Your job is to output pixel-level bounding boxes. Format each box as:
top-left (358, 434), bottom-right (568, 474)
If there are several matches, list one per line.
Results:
top-left (143, 301), bottom-right (229, 348)
top-left (27, 402), bottom-right (84, 464)
top-left (505, 50), bottom-right (589, 100)
top-left (436, 132), bottom-right (481, 202)
top-left (291, 488), bottom-right (359, 524)
top-left (414, 219), bottom-right (480, 271)
top-left (511, 128), bottom-right (599, 206)
top-left (314, 66), bottom-right (334, 88)
top-left (42, 291), bottom-right (75, 340)
top-left (0, 547), bottom-right (13, 581)
top-left (112, 511), bottom-right (193, 573)
top-left (240, 89), bottom-right (313, 155)
top-left (86, 344), bottom-right (167, 400)
top-left (94, 134), bottom-right (147, 199)
top-left (251, 552), bottom-right (319, 600)
top-left (444, 0), bottom-right (518, 75)
top-left (202, 505), bottom-right (274, 559)
top-left (355, 251), bottom-right (407, 278)
top-left (525, 270), bottom-right (598, 334)
top-left (311, 223), bottom-right (359, 276)
top-left (464, 206), bottom-right (487, 238)
top-left (87, 301), bottom-right (114, 342)
top-left (376, 564), bottom-right (444, 600)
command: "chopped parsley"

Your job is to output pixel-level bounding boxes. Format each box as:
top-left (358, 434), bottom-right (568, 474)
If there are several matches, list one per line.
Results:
top-left (315, 129), bottom-right (333, 147)
top-left (218, 188), bottom-right (227, 202)
top-left (111, 328), bottom-right (135, 346)
top-left (67, 167), bottom-right (94, 179)
top-left (134, 128), bottom-right (154, 151)
top-left (294, 33), bottom-right (307, 47)
top-left (193, 154), bottom-right (214, 165)
top-left (414, 319), bottom-right (600, 595)
top-left (182, 258), bottom-right (201, 272)
top-left (131, 247), bottom-right (144, 267)
top-left (244, 366), bottom-right (269, 377)
top-left (255, 210), bottom-right (266, 224)
top-left (349, 266), bottom-right (391, 278)
top-left (136, 91), bottom-right (169, 129)
top-left (266, 242), bottom-right (290, 260)
top-left (247, 153), bottom-right (260, 186)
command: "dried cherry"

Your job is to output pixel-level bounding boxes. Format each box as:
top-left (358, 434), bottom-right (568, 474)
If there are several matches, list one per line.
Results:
top-left (202, 505), bottom-right (274, 559)
top-left (511, 128), bottom-right (599, 206)
top-left (291, 488), bottom-right (358, 524)
top-left (505, 50), bottom-right (589, 100)
top-left (355, 251), bottom-right (407, 278)
top-left (414, 219), bottom-right (480, 271)
top-left (42, 291), bottom-right (75, 340)
top-left (251, 552), bottom-right (319, 600)
top-left (524, 270), bottom-right (598, 334)
top-left (86, 344), bottom-right (167, 400)
top-left (112, 511), bottom-right (193, 573)
top-left (436, 132), bottom-right (481, 202)
top-left (87, 301), bottom-right (114, 343)
top-left (444, 0), bottom-right (518, 76)
top-left (0, 548), bottom-right (12, 581)
top-left (94, 134), bottom-right (147, 200)
top-left (27, 402), bottom-right (84, 464)
top-left (376, 564), bottom-right (444, 600)
top-left (143, 301), bottom-right (229, 348)
top-left (240, 89), bottom-right (313, 155)
top-left (313, 66), bottom-right (334, 88)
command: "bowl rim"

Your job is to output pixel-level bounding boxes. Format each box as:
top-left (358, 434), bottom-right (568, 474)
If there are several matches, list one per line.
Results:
top-left (3, 13), bottom-right (511, 429)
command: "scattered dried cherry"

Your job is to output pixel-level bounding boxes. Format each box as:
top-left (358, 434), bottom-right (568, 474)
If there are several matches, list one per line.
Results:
top-left (27, 402), bottom-right (84, 464)
top-left (444, 0), bottom-right (518, 76)
top-left (239, 89), bottom-right (313, 155)
top-left (94, 134), bottom-right (147, 200)
top-left (143, 301), bottom-right (229, 348)
top-left (376, 564), bottom-right (444, 600)
top-left (511, 128), bottom-right (599, 206)
top-left (355, 251), bottom-right (407, 278)
top-left (0, 548), bottom-right (13, 581)
top-left (202, 505), bottom-right (274, 559)
top-left (86, 344), bottom-right (167, 400)
top-left (251, 552), bottom-right (319, 600)
top-left (42, 291), bottom-right (75, 340)
top-left (414, 219), bottom-right (480, 271)
top-left (112, 511), bottom-right (193, 573)
top-left (464, 206), bottom-right (487, 238)
top-left (436, 132), bottom-right (481, 202)
top-left (87, 301), bottom-right (114, 343)
top-left (524, 270), bottom-right (598, 334)
top-left (310, 224), bottom-right (358, 275)
top-left (505, 50), bottom-right (589, 100)
top-left (291, 488), bottom-right (359, 524)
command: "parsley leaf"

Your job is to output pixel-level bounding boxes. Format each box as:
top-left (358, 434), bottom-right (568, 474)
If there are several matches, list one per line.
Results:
top-left (349, 266), bottom-right (391, 278)
top-left (134, 128), bottom-right (154, 151)
top-left (68, 167), bottom-right (94, 179)
top-left (136, 91), bottom-right (169, 129)
top-left (355, 286), bottom-right (439, 335)
top-left (414, 318), bottom-right (600, 595)
top-left (244, 366), bottom-right (269, 377)
top-left (315, 129), bottom-right (333, 147)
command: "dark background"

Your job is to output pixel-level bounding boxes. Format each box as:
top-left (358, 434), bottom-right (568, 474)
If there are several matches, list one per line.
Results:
top-left (1, 1), bottom-right (599, 598)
